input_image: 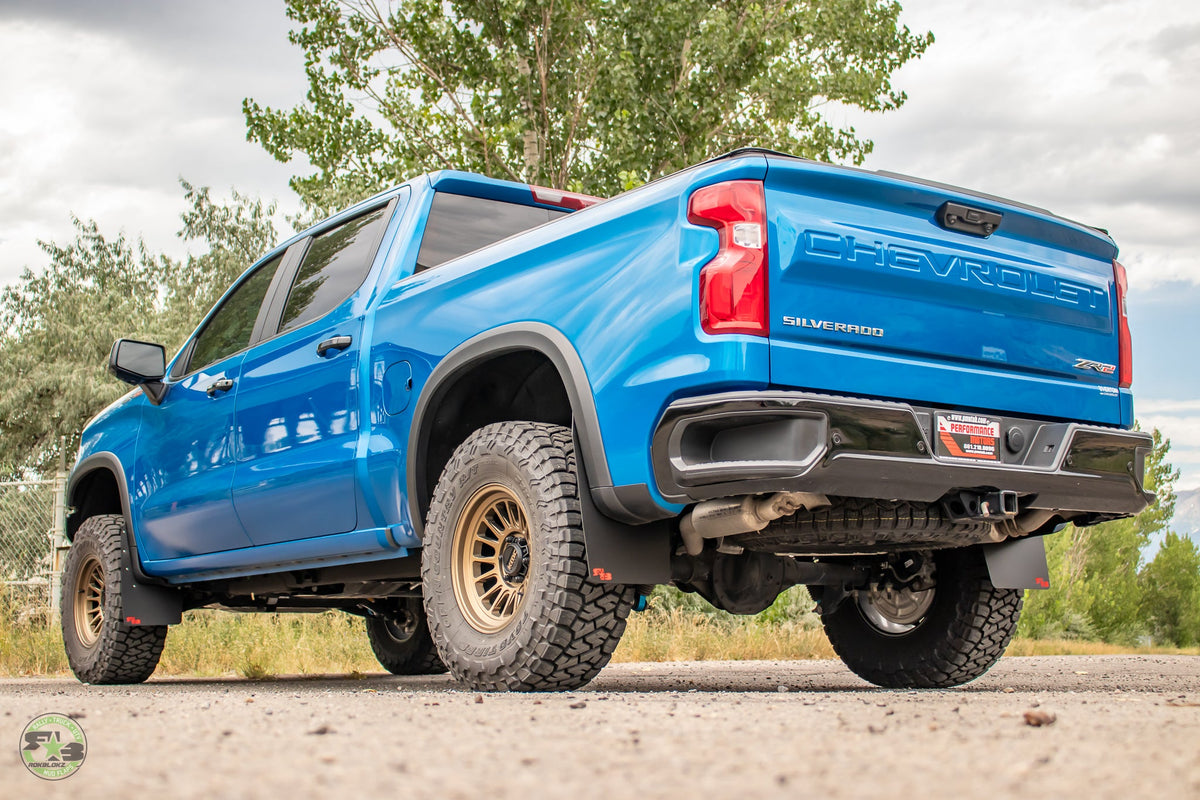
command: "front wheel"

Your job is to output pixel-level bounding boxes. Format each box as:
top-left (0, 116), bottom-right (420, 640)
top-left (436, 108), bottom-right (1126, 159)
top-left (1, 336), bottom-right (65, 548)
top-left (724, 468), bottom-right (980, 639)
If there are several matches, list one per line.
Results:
top-left (821, 547), bottom-right (1022, 688)
top-left (422, 422), bottom-right (635, 691)
top-left (61, 515), bottom-right (167, 684)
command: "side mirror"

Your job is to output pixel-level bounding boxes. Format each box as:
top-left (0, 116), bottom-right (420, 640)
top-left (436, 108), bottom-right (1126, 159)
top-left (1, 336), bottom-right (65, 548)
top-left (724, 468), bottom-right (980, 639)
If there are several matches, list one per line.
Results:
top-left (109, 339), bottom-right (167, 404)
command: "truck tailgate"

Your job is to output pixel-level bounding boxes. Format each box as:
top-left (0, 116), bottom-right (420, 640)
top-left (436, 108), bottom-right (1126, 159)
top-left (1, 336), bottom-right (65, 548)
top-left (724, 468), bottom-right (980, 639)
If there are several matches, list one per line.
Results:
top-left (763, 159), bottom-right (1126, 426)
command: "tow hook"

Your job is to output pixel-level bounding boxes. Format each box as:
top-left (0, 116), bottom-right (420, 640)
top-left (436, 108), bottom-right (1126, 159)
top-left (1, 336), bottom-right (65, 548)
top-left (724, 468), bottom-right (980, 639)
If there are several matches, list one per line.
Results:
top-left (942, 490), bottom-right (1018, 522)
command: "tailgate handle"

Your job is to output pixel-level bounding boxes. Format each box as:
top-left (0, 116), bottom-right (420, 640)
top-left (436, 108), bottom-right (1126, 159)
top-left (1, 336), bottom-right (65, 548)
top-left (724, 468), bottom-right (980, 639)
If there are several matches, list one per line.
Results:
top-left (938, 202), bottom-right (1002, 238)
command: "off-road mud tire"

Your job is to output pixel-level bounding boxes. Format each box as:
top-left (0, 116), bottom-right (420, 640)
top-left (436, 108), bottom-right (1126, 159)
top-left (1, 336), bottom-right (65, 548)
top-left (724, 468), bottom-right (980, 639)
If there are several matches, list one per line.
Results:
top-left (61, 514), bottom-right (167, 684)
top-left (821, 547), bottom-right (1022, 688)
top-left (422, 422), bottom-right (635, 692)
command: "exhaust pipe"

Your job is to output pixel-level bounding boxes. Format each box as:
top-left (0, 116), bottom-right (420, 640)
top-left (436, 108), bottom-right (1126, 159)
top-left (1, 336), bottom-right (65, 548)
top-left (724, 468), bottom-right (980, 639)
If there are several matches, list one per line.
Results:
top-left (991, 508), bottom-right (1059, 541)
top-left (679, 492), bottom-right (830, 556)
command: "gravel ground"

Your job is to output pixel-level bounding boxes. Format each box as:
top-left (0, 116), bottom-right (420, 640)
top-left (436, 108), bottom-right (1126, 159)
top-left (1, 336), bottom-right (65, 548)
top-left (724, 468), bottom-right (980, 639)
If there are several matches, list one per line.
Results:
top-left (1, 655), bottom-right (1197, 799)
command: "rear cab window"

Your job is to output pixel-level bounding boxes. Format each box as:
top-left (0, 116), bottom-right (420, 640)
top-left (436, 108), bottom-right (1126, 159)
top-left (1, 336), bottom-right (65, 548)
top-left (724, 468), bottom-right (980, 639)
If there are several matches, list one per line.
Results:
top-left (278, 205), bottom-right (392, 333)
top-left (415, 193), bottom-right (569, 273)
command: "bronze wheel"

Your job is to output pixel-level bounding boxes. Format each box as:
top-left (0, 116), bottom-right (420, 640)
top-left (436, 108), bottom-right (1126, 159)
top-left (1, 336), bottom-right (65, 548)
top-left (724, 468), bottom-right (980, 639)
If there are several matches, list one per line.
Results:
top-left (451, 484), bottom-right (532, 634)
top-left (73, 555), bottom-right (105, 648)
top-left (422, 422), bottom-right (636, 691)
top-left (61, 514), bottom-right (168, 684)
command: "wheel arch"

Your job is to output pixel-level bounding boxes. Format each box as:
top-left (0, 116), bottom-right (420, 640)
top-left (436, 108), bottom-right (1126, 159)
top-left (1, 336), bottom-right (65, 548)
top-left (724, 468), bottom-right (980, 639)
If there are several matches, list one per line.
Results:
top-left (66, 453), bottom-right (132, 540)
top-left (66, 452), bottom-right (164, 585)
top-left (407, 323), bottom-right (613, 538)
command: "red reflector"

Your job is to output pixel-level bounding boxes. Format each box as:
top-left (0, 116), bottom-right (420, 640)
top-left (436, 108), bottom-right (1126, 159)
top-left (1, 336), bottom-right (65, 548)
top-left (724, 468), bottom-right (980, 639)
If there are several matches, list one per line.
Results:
top-left (1114, 260), bottom-right (1132, 388)
top-left (530, 185), bottom-right (601, 210)
top-left (687, 180), bottom-right (768, 336)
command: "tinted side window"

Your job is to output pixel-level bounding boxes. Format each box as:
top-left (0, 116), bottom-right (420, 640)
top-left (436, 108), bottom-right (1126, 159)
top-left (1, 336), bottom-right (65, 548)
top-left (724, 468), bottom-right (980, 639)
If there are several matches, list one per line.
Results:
top-left (416, 193), bottom-right (567, 272)
top-left (279, 206), bottom-right (390, 332)
top-left (188, 254), bottom-right (282, 373)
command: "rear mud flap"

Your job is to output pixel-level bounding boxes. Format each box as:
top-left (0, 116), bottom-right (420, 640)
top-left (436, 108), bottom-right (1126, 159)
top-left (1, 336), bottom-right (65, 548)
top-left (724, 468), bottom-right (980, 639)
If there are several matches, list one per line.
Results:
top-left (983, 536), bottom-right (1050, 590)
top-left (574, 431), bottom-right (671, 585)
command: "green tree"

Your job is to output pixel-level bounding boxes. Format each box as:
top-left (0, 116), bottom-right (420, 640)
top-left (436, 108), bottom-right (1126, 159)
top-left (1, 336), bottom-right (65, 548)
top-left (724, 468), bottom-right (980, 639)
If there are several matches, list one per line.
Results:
top-left (0, 184), bottom-right (279, 478)
top-left (1019, 427), bottom-right (1178, 644)
top-left (244, 0), bottom-right (933, 214)
top-left (1139, 532), bottom-right (1200, 646)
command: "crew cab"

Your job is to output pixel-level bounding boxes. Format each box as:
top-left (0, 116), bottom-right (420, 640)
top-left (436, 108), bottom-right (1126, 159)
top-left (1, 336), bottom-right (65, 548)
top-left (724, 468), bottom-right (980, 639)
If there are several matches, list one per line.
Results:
top-left (62, 150), bottom-right (1151, 690)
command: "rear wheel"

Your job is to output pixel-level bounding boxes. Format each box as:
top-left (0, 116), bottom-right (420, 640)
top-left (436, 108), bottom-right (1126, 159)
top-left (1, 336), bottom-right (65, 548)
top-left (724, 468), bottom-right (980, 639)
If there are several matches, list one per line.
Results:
top-left (820, 547), bottom-right (1022, 688)
top-left (365, 599), bottom-right (446, 675)
top-left (61, 515), bottom-right (167, 684)
top-left (422, 421), bottom-right (635, 691)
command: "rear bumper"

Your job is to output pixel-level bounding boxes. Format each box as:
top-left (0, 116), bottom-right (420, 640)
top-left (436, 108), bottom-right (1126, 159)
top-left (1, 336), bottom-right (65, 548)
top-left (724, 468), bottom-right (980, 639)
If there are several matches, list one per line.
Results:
top-left (650, 391), bottom-right (1154, 516)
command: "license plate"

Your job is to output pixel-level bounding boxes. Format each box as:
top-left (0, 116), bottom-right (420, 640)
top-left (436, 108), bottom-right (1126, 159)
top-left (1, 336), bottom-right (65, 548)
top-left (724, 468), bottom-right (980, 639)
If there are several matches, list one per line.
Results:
top-left (934, 413), bottom-right (1001, 461)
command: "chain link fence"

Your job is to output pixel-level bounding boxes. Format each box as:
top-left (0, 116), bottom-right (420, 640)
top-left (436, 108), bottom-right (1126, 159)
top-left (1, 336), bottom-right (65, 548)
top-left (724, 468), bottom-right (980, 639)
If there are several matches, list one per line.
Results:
top-left (0, 477), bottom-right (67, 625)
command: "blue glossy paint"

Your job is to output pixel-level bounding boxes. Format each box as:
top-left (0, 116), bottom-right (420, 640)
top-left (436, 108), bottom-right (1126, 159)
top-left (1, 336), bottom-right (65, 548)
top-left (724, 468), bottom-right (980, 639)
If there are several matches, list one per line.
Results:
top-left (231, 310), bottom-right (364, 545)
top-left (762, 159), bottom-right (1123, 425)
top-left (369, 156), bottom-right (772, 522)
top-left (134, 355), bottom-right (253, 560)
top-left (381, 361), bottom-right (413, 415)
top-left (69, 153), bottom-right (1137, 584)
top-left (143, 526), bottom-right (406, 583)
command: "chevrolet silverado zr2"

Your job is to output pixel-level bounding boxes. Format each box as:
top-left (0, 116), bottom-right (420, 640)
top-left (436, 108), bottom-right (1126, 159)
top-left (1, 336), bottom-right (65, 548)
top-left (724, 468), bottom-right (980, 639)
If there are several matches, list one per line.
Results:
top-left (62, 149), bottom-right (1151, 690)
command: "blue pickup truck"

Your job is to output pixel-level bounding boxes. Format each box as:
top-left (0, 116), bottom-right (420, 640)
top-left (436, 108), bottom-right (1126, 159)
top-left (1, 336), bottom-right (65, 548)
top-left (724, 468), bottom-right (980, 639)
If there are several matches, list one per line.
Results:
top-left (62, 149), bottom-right (1151, 691)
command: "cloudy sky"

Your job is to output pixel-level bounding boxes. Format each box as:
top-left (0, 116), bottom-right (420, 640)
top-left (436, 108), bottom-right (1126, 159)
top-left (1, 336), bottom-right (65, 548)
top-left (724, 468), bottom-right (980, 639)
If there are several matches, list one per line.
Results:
top-left (2, 0), bottom-right (1199, 485)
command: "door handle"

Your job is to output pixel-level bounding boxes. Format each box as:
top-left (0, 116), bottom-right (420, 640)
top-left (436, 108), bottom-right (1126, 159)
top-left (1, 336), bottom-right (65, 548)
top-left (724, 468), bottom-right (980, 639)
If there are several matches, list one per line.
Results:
top-left (206, 378), bottom-right (235, 397)
top-left (317, 335), bottom-right (353, 357)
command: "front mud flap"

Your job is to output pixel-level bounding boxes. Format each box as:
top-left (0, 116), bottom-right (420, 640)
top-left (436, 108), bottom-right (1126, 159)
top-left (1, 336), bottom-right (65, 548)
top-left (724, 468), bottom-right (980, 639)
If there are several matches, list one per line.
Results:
top-left (983, 536), bottom-right (1050, 590)
top-left (119, 541), bottom-right (182, 625)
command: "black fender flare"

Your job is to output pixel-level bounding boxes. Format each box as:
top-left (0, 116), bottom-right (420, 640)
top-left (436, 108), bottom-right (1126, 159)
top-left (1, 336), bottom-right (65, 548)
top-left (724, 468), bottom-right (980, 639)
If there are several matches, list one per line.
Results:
top-left (67, 452), bottom-right (133, 539)
top-left (407, 322), bottom-right (672, 534)
top-left (408, 323), bottom-right (610, 535)
top-left (67, 452), bottom-right (167, 587)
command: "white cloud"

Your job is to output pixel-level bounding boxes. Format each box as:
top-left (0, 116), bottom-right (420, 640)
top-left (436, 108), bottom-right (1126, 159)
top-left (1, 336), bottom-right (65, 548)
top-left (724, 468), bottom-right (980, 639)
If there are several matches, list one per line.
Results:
top-left (1137, 399), bottom-right (1200, 415)
top-left (837, 0), bottom-right (1200, 290)
top-left (0, 9), bottom-right (305, 283)
top-left (1128, 410), bottom-right (1200, 490)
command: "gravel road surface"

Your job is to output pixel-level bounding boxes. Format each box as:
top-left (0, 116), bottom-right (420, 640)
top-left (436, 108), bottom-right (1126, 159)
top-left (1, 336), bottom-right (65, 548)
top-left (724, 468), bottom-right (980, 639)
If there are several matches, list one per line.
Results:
top-left (2, 655), bottom-right (1197, 799)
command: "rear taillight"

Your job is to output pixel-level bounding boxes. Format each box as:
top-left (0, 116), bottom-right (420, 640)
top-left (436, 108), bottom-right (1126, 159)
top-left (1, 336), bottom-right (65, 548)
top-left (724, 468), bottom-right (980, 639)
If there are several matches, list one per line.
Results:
top-left (1114, 259), bottom-right (1132, 388)
top-left (687, 180), bottom-right (768, 336)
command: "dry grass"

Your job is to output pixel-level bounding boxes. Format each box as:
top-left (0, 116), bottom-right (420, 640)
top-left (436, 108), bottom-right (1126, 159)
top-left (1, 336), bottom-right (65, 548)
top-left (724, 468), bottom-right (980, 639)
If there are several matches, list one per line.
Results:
top-left (0, 589), bottom-right (380, 678)
top-left (613, 609), bottom-right (834, 662)
top-left (1004, 638), bottom-right (1200, 657)
top-left (0, 619), bottom-right (69, 676)
top-left (1, 586), bottom-right (1195, 679)
top-left (157, 610), bottom-right (379, 677)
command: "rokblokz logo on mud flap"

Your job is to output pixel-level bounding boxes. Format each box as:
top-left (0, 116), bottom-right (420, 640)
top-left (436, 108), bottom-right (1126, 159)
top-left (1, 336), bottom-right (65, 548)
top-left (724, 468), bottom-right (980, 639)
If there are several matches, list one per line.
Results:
top-left (19, 713), bottom-right (87, 780)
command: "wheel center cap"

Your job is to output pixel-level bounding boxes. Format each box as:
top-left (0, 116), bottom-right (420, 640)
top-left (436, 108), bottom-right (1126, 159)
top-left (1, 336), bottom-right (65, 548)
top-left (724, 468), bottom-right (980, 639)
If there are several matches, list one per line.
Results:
top-left (498, 536), bottom-right (529, 583)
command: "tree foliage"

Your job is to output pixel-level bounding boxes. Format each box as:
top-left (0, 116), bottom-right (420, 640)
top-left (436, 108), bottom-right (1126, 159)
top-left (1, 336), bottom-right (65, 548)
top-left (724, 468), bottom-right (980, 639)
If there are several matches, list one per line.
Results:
top-left (0, 185), bottom-right (278, 478)
top-left (244, 0), bottom-right (933, 214)
top-left (1139, 532), bottom-right (1200, 646)
top-left (1019, 428), bottom-right (1200, 646)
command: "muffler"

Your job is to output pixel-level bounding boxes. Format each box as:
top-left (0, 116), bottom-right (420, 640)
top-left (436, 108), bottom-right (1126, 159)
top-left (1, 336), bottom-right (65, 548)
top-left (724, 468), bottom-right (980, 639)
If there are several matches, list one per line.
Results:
top-left (679, 492), bottom-right (830, 556)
